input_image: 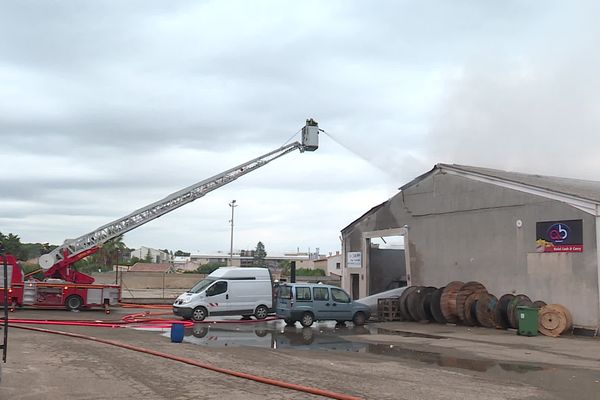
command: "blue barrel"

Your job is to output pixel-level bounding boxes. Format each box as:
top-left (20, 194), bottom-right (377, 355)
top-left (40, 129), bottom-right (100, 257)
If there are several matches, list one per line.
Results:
top-left (170, 322), bottom-right (185, 343)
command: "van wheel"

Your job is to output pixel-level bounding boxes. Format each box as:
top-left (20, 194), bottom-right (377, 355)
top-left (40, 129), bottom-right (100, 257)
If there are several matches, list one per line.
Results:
top-left (192, 306), bottom-right (208, 322)
top-left (255, 305), bottom-right (269, 320)
top-left (353, 312), bottom-right (366, 326)
top-left (65, 295), bottom-right (83, 311)
top-left (300, 312), bottom-right (314, 327)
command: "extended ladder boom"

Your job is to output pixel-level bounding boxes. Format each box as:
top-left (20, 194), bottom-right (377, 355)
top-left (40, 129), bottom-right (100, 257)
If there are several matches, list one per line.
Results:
top-left (39, 119), bottom-right (320, 282)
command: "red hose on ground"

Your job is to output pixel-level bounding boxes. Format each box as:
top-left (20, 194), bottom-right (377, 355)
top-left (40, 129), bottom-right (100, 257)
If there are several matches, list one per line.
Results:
top-left (11, 324), bottom-right (363, 400)
top-left (7, 312), bottom-right (280, 329)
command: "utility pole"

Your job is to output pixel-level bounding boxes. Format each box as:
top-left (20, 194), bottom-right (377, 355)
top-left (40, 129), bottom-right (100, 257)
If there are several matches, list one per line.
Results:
top-left (229, 200), bottom-right (237, 266)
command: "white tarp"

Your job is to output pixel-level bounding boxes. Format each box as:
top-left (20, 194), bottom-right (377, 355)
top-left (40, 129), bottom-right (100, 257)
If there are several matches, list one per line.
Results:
top-left (356, 286), bottom-right (407, 315)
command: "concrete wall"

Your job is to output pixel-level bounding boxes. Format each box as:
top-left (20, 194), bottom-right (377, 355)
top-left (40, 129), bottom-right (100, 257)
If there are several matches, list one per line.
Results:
top-left (93, 271), bottom-right (341, 290)
top-left (342, 172), bottom-right (599, 329)
top-left (93, 272), bottom-right (205, 289)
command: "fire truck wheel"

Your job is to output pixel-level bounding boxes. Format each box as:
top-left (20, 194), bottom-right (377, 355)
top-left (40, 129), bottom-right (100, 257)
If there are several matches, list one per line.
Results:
top-left (192, 306), bottom-right (208, 322)
top-left (65, 295), bottom-right (83, 311)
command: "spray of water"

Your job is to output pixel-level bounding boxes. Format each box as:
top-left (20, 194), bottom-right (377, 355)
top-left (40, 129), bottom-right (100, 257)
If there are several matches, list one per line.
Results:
top-left (321, 130), bottom-right (391, 176)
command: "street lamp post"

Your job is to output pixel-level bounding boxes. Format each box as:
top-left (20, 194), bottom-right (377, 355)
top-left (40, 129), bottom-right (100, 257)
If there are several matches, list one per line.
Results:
top-left (229, 200), bottom-right (237, 266)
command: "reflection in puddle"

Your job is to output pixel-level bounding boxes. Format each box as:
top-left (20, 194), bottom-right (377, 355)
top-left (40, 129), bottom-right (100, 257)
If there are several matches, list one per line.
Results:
top-left (184, 322), bottom-right (368, 352)
top-left (168, 322), bottom-right (546, 374)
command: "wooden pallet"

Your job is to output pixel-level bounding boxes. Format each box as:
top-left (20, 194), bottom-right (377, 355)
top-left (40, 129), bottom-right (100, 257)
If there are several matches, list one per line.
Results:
top-left (377, 297), bottom-right (401, 321)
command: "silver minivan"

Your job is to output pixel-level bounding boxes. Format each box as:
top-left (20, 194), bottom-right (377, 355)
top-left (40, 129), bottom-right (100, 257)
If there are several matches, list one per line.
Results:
top-left (275, 283), bottom-right (370, 327)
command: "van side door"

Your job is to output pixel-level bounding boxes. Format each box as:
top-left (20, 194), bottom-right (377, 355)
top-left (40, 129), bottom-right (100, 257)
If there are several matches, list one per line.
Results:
top-left (311, 286), bottom-right (335, 320)
top-left (330, 287), bottom-right (353, 321)
top-left (204, 280), bottom-right (229, 316)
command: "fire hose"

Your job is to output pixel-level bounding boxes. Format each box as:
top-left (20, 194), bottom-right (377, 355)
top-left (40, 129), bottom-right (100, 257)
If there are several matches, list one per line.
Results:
top-left (8, 314), bottom-right (363, 400)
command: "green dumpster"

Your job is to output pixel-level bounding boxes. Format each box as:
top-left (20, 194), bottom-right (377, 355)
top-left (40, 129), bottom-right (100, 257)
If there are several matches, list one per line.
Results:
top-left (517, 306), bottom-right (539, 336)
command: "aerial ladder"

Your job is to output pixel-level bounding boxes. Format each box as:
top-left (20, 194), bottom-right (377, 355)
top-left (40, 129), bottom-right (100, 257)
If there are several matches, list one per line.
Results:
top-left (38, 119), bottom-right (320, 285)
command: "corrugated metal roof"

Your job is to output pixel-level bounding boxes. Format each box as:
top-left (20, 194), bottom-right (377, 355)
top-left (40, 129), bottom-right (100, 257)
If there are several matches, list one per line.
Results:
top-left (343, 163), bottom-right (600, 234)
top-left (437, 163), bottom-right (600, 204)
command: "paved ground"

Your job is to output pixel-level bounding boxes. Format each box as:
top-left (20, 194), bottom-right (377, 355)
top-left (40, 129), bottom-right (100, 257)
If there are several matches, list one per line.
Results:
top-left (0, 307), bottom-right (598, 399)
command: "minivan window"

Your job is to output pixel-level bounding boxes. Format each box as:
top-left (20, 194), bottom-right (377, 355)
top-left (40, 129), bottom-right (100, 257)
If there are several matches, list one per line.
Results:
top-left (206, 281), bottom-right (227, 296)
top-left (295, 286), bottom-right (312, 301)
top-left (278, 285), bottom-right (292, 299)
top-left (189, 278), bottom-right (215, 294)
top-left (331, 288), bottom-right (350, 303)
top-left (313, 287), bottom-right (329, 301)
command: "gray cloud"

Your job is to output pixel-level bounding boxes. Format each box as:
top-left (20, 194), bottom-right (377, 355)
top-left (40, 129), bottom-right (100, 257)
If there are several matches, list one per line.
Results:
top-left (1, 1), bottom-right (596, 252)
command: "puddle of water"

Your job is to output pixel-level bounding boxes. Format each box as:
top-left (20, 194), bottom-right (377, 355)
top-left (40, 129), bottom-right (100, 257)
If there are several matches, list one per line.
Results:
top-left (363, 344), bottom-right (545, 374)
top-left (376, 328), bottom-right (444, 339)
top-left (161, 321), bottom-right (546, 375)
top-left (177, 321), bottom-right (369, 351)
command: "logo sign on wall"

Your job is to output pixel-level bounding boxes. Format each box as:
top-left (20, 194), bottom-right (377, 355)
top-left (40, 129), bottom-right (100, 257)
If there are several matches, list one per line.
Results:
top-left (347, 251), bottom-right (362, 268)
top-left (536, 219), bottom-right (583, 253)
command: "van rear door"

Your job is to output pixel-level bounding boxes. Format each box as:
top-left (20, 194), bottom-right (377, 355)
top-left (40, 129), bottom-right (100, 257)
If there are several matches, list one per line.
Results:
top-left (276, 285), bottom-right (293, 311)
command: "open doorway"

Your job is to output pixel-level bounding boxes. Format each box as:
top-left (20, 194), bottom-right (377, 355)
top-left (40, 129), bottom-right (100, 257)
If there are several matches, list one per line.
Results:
top-left (350, 273), bottom-right (360, 300)
top-left (363, 229), bottom-right (409, 296)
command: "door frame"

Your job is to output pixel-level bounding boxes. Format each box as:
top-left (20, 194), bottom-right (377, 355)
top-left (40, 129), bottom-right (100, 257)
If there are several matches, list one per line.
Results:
top-left (362, 227), bottom-right (410, 295)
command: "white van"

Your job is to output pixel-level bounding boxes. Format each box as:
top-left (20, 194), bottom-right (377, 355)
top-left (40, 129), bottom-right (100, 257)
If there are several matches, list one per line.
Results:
top-left (172, 267), bottom-right (273, 322)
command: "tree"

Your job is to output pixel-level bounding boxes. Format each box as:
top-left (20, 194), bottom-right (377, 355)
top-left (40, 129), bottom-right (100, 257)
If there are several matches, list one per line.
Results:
top-left (0, 232), bottom-right (26, 259)
top-left (143, 249), bottom-right (153, 263)
top-left (278, 260), bottom-right (291, 275)
top-left (253, 241), bottom-right (267, 267)
top-left (192, 262), bottom-right (225, 274)
top-left (93, 235), bottom-right (127, 272)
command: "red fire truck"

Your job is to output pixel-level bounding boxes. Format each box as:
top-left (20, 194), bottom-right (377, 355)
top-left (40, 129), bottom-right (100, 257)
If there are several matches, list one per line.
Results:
top-left (0, 119), bottom-right (319, 312)
top-left (0, 253), bottom-right (119, 312)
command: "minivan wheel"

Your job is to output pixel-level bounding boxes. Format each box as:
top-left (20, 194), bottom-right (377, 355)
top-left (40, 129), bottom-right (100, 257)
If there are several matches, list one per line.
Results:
top-left (352, 311), bottom-right (366, 326)
top-left (254, 305), bottom-right (268, 320)
top-left (300, 312), bottom-right (314, 327)
top-left (192, 306), bottom-right (208, 322)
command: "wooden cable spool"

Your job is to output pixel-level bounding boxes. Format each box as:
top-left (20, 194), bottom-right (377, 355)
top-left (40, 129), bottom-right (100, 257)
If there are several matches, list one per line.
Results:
top-left (495, 294), bottom-right (515, 329)
top-left (455, 282), bottom-right (487, 324)
top-left (416, 286), bottom-right (437, 322)
top-left (429, 287), bottom-right (447, 324)
top-left (406, 286), bottom-right (426, 321)
top-left (398, 286), bottom-right (418, 321)
top-left (463, 292), bottom-right (483, 326)
top-left (475, 293), bottom-right (498, 329)
top-left (539, 304), bottom-right (573, 337)
top-left (440, 281), bottom-right (464, 324)
top-left (532, 300), bottom-right (547, 309)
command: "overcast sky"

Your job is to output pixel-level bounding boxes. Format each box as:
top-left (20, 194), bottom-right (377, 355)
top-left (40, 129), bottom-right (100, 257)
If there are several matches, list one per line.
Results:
top-left (1, 1), bottom-right (598, 256)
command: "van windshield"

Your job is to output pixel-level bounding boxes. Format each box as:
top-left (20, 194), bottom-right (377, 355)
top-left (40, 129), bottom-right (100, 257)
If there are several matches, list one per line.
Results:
top-left (188, 278), bottom-right (215, 294)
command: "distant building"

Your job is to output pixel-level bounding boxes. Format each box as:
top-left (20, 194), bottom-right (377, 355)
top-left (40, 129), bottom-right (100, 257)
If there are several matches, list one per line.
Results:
top-left (130, 246), bottom-right (170, 263)
top-left (189, 249), bottom-right (327, 270)
top-left (313, 251), bottom-right (342, 277)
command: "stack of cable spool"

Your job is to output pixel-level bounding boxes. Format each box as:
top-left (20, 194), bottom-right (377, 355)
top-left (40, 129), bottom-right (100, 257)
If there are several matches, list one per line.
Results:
top-left (393, 282), bottom-right (573, 338)
top-left (538, 304), bottom-right (573, 337)
top-left (455, 282), bottom-right (488, 326)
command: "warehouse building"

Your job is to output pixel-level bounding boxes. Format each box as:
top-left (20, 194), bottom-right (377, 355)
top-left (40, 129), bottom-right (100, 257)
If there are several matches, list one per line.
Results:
top-left (341, 164), bottom-right (600, 331)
